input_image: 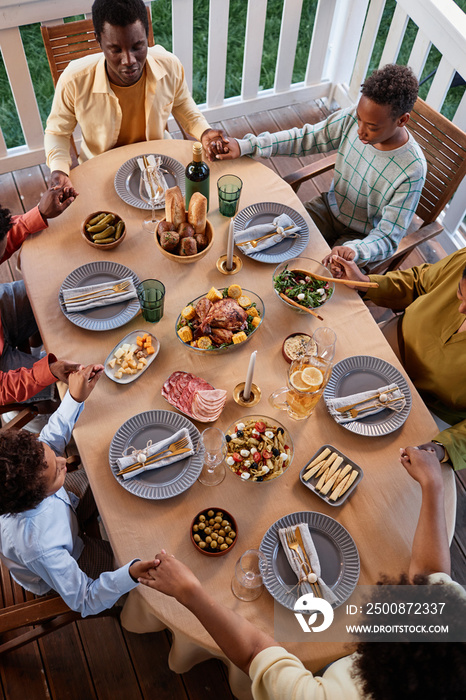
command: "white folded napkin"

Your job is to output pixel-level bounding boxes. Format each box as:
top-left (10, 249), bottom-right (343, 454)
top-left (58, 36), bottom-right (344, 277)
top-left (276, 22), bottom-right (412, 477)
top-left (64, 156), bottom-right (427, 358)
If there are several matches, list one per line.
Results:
top-left (137, 155), bottom-right (168, 205)
top-left (116, 428), bottom-right (194, 480)
top-left (279, 523), bottom-right (338, 605)
top-left (62, 277), bottom-right (137, 313)
top-left (327, 383), bottom-right (406, 424)
top-left (235, 213), bottom-right (300, 253)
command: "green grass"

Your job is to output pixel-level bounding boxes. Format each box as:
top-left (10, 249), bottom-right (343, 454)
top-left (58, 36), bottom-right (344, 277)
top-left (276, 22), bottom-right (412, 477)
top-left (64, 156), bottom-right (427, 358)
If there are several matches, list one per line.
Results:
top-left (0, 0), bottom-right (464, 148)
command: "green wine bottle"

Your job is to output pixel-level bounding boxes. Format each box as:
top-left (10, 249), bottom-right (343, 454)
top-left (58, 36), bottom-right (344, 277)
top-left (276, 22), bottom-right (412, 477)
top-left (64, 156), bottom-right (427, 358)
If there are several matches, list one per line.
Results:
top-left (185, 142), bottom-right (210, 211)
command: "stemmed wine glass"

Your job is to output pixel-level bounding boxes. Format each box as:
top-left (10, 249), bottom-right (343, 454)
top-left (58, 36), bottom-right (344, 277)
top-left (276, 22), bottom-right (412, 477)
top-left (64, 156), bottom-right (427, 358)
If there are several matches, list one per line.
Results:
top-left (197, 427), bottom-right (227, 486)
top-left (141, 165), bottom-right (162, 233)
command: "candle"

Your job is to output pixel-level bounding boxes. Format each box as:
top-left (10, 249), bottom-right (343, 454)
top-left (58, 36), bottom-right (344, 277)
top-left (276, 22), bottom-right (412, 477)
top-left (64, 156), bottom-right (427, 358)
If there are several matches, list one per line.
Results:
top-left (226, 217), bottom-right (234, 270)
top-left (243, 350), bottom-right (257, 401)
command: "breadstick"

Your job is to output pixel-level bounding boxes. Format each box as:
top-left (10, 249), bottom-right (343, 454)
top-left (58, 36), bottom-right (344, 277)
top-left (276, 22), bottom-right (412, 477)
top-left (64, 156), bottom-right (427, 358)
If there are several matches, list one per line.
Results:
top-left (315, 468), bottom-right (330, 491)
top-left (305, 448), bottom-right (331, 470)
top-left (303, 460), bottom-right (326, 481)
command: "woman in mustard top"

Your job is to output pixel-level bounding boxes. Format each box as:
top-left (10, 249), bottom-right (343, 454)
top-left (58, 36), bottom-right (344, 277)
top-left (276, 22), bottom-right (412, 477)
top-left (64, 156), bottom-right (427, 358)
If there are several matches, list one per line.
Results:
top-left (328, 250), bottom-right (466, 471)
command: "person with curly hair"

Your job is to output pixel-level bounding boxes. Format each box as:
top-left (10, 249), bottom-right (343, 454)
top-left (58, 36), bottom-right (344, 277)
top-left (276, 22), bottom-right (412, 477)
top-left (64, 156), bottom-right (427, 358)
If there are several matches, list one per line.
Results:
top-left (214, 64), bottom-right (426, 268)
top-left (136, 448), bottom-right (465, 699)
top-left (0, 365), bottom-right (159, 617)
top-left (45, 0), bottom-right (228, 191)
top-left (0, 185), bottom-right (84, 406)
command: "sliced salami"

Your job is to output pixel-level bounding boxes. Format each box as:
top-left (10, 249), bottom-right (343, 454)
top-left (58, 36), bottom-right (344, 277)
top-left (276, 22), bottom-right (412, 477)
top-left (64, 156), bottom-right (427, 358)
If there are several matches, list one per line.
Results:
top-left (162, 371), bottom-right (226, 422)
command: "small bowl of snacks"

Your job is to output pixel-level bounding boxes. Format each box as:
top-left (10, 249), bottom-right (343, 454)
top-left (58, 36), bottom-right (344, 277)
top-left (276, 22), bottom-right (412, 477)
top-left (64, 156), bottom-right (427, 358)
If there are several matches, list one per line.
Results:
top-left (273, 257), bottom-right (334, 312)
top-left (176, 285), bottom-right (264, 354)
top-left (155, 187), bottom-right (214, 262)
top-left (191, 508), bottom-right (238, 556)
top-left (81, 211), bottom-right (126, 249)
top-left (224, 415), bottom-right (293, 483)
top-left (282, 332), bottom-right (316, 364)
top-left (300, 444), bottom-right (363, 506)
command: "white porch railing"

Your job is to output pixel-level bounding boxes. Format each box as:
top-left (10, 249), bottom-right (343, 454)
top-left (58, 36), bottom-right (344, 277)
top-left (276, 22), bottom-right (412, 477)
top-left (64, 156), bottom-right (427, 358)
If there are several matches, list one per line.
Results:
top-left (0, 0), bottom-right (465, 244)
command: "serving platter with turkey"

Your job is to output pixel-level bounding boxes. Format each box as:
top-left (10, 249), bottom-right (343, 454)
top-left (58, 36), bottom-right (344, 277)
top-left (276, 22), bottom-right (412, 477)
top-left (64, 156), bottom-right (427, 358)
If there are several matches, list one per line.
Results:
top-left (175, 285), bottom-right (265, 354)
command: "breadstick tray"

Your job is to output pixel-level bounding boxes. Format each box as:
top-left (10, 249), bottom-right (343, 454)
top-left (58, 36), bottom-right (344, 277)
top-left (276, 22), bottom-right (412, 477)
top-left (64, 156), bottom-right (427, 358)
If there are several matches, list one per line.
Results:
top-left (299, 444), bottom-right (364, 506)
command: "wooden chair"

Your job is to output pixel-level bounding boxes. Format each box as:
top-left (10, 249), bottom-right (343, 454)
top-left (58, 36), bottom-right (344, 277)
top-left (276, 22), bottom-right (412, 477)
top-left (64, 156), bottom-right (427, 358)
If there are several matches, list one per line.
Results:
top-left (284, 98), bottom-right (466, 274)
top-left (41, 10), bottom-right (191, 146)
top-left (0, 558), bottom-right (118, 656)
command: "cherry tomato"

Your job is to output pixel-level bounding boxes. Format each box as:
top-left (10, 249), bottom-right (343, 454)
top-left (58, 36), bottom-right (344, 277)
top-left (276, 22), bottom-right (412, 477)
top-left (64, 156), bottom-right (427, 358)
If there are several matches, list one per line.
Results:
top-left (254, 421), bottom-right (266, 433)
top-left (232, 452), bottom-right (243, 463)
top-left (252, 451), bottom-right (261, 462)
top-left (262, 449), bottom-right (273, 459)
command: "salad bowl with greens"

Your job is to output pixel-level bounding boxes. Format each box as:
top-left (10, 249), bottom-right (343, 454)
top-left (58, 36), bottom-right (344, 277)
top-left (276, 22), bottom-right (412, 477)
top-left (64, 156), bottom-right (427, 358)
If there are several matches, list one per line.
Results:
top-left (273, 257), bottom-right (334, 312)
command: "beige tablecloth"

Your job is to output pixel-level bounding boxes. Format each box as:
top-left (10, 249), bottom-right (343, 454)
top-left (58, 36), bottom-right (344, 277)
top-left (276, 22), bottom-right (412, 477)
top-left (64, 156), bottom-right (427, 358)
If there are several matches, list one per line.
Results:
top-left (21, 140), bottom-right (455, 699)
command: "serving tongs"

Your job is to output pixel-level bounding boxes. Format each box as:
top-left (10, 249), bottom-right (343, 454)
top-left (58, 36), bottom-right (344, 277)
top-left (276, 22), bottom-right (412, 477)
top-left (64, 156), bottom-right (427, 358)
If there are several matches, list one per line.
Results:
top-left (302, 270), bottom-right (379, 289)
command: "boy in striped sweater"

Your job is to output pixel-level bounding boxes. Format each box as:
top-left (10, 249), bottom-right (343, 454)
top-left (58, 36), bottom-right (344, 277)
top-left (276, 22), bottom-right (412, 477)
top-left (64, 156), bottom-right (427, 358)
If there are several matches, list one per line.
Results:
top-left (216, 64), bottom-right (427, 268)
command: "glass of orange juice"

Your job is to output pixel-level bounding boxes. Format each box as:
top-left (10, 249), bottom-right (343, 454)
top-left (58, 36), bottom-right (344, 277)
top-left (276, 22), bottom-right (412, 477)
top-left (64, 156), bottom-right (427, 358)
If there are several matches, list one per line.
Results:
top-left (269, 328), bottom-right (335, 420)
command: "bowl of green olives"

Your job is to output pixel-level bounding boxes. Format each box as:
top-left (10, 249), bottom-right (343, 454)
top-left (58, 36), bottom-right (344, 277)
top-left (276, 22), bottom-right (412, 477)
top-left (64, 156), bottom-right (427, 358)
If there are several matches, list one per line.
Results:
top-left (190, 508), bottom-right (238, 557)
top-left (81, 210), bottom-right (126, 250)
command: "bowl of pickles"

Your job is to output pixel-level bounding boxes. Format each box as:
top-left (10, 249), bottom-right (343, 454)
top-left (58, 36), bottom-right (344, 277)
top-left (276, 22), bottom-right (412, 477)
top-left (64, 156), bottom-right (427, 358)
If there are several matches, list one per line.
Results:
top-left (81, 211), bottom-right (126, 250)
top-left (190, 507), bottom-right (238, 557)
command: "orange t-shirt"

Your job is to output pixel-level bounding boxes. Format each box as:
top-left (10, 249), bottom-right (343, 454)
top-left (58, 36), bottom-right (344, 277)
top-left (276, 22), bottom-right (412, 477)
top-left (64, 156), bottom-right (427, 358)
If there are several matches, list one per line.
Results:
top-left (111, 69), bottom-right (147, 148)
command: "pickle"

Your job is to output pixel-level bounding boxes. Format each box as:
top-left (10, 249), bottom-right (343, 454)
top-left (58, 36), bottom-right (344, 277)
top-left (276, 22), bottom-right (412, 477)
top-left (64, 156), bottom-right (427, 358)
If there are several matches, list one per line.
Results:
top-left (94, 237), bottom-right (116, 244)
top-left (92, 226), bottom-right (115, 240)
top-left (87, 213), bottom-right (115, 232)
top-left (114, 220), bottom-right (125, 240)
top-left (87, 221), bottom-right (108, 233)
top-left (87, 212), bottom-right (106, 226)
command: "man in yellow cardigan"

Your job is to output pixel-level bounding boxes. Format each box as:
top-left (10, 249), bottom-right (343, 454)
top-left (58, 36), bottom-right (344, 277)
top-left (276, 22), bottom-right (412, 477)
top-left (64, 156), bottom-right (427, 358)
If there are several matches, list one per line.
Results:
top-left (328, 249), bottom-right (466, 470)
top-left (45, 0), bottom-right (227, 190)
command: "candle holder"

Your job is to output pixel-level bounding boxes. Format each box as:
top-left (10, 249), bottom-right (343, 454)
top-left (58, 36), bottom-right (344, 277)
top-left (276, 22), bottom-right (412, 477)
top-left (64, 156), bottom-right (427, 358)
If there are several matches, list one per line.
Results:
top-left (233, 382), bottom-right (262, 407)
top-left (216, 254), bottom-right (243, 275)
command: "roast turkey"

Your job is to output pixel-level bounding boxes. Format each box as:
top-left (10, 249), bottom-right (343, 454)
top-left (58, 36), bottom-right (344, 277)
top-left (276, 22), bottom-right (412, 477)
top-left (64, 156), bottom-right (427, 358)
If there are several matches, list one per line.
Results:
top-left (200, 298), bottom-right (248, 333)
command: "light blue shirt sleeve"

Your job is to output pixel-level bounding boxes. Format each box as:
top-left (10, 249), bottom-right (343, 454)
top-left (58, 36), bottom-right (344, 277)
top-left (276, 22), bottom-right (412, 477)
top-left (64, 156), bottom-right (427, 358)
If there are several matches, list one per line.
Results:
top-left (38, 390), bottom-right (84, 455)
top-left (35, 391), bottom-right (139, 614)
top-left (26, 548), bottom-right (139, 617)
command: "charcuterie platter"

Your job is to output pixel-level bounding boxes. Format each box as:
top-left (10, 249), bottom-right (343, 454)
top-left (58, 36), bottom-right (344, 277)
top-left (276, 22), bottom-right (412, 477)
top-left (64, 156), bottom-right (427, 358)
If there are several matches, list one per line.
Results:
top-left (162, 371), bottom-right (227, 422)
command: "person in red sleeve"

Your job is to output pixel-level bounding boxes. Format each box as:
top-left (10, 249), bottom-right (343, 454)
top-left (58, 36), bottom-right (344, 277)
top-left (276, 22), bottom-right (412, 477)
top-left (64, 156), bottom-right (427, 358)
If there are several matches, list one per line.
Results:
top-left (0, 185), bottom-right (81, 405)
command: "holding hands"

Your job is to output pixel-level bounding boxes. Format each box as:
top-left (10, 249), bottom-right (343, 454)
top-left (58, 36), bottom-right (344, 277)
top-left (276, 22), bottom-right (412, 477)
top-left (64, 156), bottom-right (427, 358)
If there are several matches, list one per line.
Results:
top-left (322, 253), bottom-right (371, 287)
top-left (399, 445), bottom-right (443, 489)
top-left (68, 363), bottom-right (104, 402)
top-left (200, 129), bottom-right (240, 161)
top-left (39, 183), bottom-right (78, 219)
top-left (201, 129), bottom-right (230, 161)
top-left (138, 550), bottom-right (202, 607)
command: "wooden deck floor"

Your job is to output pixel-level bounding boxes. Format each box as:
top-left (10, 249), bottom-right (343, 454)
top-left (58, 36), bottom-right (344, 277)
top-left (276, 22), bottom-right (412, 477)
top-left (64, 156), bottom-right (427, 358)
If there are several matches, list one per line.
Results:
top-left (1, 99), bottom-right (465, 699)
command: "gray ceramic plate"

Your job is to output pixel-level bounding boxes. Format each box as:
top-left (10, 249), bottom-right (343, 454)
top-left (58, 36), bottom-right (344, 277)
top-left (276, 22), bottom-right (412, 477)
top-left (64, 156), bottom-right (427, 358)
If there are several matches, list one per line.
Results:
top-left (114, 153), bottom-right (185, 210)
top-left (59, 261), bottom-right (140, 331)
top-left (109, 410), bottom-right (202, 500)
top-left (323, 355), bottom-right (411, 436)
top-left (233, 202), bottom-right (309, 263)
top-left (260, 510), bottom-right (360, 610)
top-left (104, 330), bottom-right (160, 384)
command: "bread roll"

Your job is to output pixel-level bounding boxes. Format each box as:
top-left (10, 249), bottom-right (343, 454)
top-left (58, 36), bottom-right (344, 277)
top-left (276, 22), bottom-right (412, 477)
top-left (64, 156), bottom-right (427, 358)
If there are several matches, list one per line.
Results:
top-left (165, 186), bottom-right (186, 228)
top-left (179, 237), bottom-right (198, 256)
top-left (188, 192), bottom-right (207, 234)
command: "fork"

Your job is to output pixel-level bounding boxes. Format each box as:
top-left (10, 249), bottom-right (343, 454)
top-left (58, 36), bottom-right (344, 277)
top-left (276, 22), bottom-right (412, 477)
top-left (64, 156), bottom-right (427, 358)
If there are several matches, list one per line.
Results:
top-left (286, 530), bottom-right (321, 597)
top-left (346, 395), bottom-right (405, 419)
top-left (117, 436), bottom-right (190, 475)
top-left (336, 386), bottom-right (399, 413)
top-left (65, 280), bottom-right (130, 303)
top-left (238, 225), bottom-right (297, 247)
